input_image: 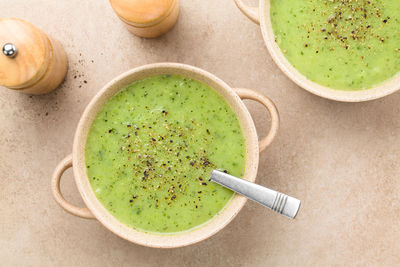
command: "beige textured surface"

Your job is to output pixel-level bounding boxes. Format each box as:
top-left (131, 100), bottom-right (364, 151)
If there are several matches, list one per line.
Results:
top-left (1, 0), bottom-right (399, 266)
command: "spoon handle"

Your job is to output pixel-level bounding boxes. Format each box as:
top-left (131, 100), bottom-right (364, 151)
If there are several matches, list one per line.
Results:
top-left (210, 170), bottom-right (301, 219)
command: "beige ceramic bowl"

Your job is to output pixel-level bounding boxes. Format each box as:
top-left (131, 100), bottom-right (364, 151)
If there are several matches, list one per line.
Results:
top-left (234, 0), bottom-right (400, 102)
top-left (51, 63), bottom-right (279, 248)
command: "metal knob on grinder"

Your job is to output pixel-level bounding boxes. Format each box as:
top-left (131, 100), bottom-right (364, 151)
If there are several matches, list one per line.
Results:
top-left (2, 43), bottom-right (17, 58)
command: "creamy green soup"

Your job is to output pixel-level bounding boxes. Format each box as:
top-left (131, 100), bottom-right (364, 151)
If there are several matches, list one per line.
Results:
top-left (271, 0), bottom-right (400, 90)
top-left (85, 74), bottom-right (246, 233)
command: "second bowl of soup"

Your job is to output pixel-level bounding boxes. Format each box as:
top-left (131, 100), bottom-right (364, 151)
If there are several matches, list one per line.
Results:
top-left (234, 0), bottom-right (400, 102)
top-left (51, 63), bottom-right (280, 248)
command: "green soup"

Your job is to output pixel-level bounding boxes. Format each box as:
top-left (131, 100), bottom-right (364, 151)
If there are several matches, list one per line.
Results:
top-left (85, 74), bottom-right (246, 233)
top-left (271, 0), bottom-right (400, 90)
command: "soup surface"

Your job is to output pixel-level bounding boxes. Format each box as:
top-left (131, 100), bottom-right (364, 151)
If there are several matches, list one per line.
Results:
top-left (85, 74), bottom-right (246, 233)
top-left (270, 0), bottom-right (400, 90)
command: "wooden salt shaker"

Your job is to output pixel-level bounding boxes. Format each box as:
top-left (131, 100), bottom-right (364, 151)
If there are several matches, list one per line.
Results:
top-left (109, 0), bottom-right (179, 38)
top-left (0, 18), bottom-right (68, 95)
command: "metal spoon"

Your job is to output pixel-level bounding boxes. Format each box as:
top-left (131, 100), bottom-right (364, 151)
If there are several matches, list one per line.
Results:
top-left (210, 170), bottom-right (301, 219)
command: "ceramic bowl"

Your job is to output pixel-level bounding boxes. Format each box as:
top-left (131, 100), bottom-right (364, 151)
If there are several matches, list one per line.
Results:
top-left (233, 0), bottom-right (400, 102)
top-left (51, 63), bottom-right (280, 248)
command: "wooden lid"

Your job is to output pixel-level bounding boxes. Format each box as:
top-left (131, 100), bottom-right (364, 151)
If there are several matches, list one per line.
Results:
top-left (0, 18), bottom-right (50, 89)
top-left (109, 0), bottom-right (175, 26)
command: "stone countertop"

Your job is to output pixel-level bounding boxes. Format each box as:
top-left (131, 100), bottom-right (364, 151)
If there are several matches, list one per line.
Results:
top-left (1, 0), bottom-right (399, 266)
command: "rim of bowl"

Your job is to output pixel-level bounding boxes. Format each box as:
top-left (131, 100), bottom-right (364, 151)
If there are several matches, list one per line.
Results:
top-left (72, 63), bottom-right (260, 248)
top-left (259, 1), bottom-right (400, 102)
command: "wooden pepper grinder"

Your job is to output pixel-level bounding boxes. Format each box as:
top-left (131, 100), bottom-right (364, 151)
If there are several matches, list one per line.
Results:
top-left (0, 18), bottom-right (68, 95)
top-left (109, 0), bottom-right (179, 38)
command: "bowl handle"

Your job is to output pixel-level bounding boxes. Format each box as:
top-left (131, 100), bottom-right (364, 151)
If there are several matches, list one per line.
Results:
top-left (234, 88), bottom-right (279, 153)
top-left (233, 0), bottom-right (260, 24)
top-left (51, 154), bottom-right (95, 219)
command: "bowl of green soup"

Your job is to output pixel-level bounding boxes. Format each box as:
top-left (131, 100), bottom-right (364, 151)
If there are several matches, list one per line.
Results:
top-left (51, 63), bottom-right (279, 248)
top-left (234, 0), bottom-right (400, 102)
